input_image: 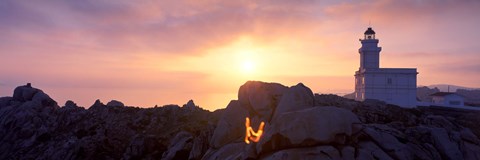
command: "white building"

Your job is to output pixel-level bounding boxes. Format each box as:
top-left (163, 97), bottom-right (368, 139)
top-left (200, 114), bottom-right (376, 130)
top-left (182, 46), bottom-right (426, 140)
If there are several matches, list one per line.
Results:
top-left (430, 92), bottom-right (465, 106)
top-left (354, 27), bottom-right (418, 108)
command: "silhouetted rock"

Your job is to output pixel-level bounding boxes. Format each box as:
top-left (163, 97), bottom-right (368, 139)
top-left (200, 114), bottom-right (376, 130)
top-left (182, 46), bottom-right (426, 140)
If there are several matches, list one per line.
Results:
top-left (238, 81), bottom-right (287, 120)
top-left (262, 146), bottom-right (341, 160)
top-left (0, 97), bottom-right (12, 107)
top-left (183, 99), bottom-right (198, 109)
top-left (258, 107), bottom-right (361, 154)
top-left (1, 82), bottom-right (480, 160)
top-left (271, 83), bottom-right (314, 121)
top-left (0, 84), bottom-right (218, 160)
top-left (210, 100), bottom-right (248, 149)
top-left (162, 132), bottom-right (193, 160)
top-left (106, 100), bottom-right (124, 107)
top-left (64, 100), bottom-right (78, 108)
top-left (12, 83), bottom-right (38, 102)
top-left (363, 124), bottom-right (412, 160)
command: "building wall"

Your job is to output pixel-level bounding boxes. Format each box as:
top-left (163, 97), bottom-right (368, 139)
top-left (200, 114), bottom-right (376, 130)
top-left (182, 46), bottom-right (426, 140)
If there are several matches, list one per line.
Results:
top-left (432, 95), bottom-right (464, 106)
top-left (355, 69), bottom-right (417, 108)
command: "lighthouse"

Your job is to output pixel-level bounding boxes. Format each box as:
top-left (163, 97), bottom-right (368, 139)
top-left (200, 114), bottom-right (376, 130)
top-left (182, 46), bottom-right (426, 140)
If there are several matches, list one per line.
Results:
top-left (354, 27), bottom-right (418, 108)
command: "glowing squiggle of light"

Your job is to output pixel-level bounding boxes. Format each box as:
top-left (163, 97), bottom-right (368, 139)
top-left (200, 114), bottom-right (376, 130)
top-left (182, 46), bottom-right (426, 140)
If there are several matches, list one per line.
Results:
top-left (245, 117), bottom-right (265, 144)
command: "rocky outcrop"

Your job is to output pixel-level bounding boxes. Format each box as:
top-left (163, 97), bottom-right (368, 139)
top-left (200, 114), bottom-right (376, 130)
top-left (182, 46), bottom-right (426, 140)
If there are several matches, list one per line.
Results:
top-left (0, 84), bottom-right (218, 160)
top-left (1, 82), bottom-right (480, 160)
top-left (162, 132), bottom-right (194, 160)
top-left (238, 81), bottom-right (287, 121)
top-left (210, 100), bottom-right (248, 149)
top-left (271, 83), bottom-right (314, 120)
top-left (106, 100), bottom-right (125, 107)
top-left (262, 146), bottom-right (342, 160)
top-left (258, 107), bottom-right (360, 154)
top-left (204, 81), bottom-right (480, 160)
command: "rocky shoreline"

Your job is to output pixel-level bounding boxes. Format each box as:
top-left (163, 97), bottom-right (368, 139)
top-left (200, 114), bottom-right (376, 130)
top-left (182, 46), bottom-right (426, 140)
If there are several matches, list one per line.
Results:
top-left (0, 81), bottom-right (479, 160)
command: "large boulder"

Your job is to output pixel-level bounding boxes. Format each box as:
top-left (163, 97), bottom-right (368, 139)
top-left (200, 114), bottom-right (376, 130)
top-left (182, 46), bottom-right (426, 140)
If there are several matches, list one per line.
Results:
top-left (161, 132), bottom-right (193, 160)
top-left (357, 141), bottom-right (394, 160)
top-left (238, 81), bottom-right (287, 120)
top-left (262, 146), bottom-right (341, 160)
top-left (429, 128), bottom-right (463, 160)
top-left (13, 83), bottom-right (39, 102)
top-left (32, 91), bottom-right (57, 107)
top-left (257, 106), bottom-right (361, 154)
top-left (64, 100), bottom-right (78, 108)
top-left (89, 99), bottom-right (105, 110)
top-left (202, 143), bottom-right (245, 160)
top-left (106, 100), bottom-right (124, 107)
top-left (210, 100), bottom-right (249, 149)
top-left (188, 128), bottom-right (212, 160)
top-left (363, 124), bottom-right (412, 160)
top-left (271, 83), bottom-right (314, 121)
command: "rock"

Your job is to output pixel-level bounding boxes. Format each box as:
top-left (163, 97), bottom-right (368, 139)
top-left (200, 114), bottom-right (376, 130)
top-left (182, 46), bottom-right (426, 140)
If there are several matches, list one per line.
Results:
top-left (340, 146), bottom-right (355, 160)
top-left (89, 99), bottom-right (104, 109)
top-left (262, 146), bottom-right (341, 160)
top-left (257, 106), bottom-right (361, 154)
top-left (106, 100), bottom-right (124, 107)
top-left (423, 115), bottom-right (458, 130)
top-left (64, 100), bottom-right (78, 108)
top-left (358, 141), bottom-right (394, 160)
top-left (363, 124), bottom-right (412, 160)
top-left (271, 83), bottom-right (314, 120)
top-left (461, 128), bottom-right (480, 144)
top-left (353, 99), bottom-right (418, 125)
top-left (162, 132), bottom-right (193, 160)
top-left (238, 81), bottom-right (287, 120)
top-left (123, 135), bottom-right (145, 159)
top-left (430, 128), bottom-right (463, 160)
top-left (0, 97), bottom-right (12, 107)
top-left (183, 100), bottom-right (197, 109)
top-left (314, 94), bottom-right (360, 111)
top-left (4, 81), bottom-right (480, 160)
top-left (462, 141), bottom-right (480, 160)
top-left (210, 100), bottom-right (249, 149)
top-left (12, 83), bottom-right (39, 102)
top-left (406, 142), bottom-right (442, 160)
top-left (32, 91), bottom-right (57, 107)
top-left (188, 129), bottom-right (211, 160)
top-left (202, 143), bottom-right (245, 160)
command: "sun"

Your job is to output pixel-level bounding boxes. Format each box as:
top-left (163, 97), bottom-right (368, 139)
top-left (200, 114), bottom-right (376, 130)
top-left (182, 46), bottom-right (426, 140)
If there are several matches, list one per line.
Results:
top-left (241, 60), bottom-right (255, 74)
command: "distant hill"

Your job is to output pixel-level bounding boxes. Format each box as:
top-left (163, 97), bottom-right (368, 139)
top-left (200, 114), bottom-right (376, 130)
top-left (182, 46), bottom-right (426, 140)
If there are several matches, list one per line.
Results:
top-left (456, 89), bottom-right (480, 106)
top-left (427, 84), bottom-right (479, 92)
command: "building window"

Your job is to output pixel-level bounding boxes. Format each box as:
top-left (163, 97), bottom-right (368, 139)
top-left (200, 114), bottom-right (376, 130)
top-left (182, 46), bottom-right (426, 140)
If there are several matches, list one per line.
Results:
top-left (387, 78), bottom-right (392, 85)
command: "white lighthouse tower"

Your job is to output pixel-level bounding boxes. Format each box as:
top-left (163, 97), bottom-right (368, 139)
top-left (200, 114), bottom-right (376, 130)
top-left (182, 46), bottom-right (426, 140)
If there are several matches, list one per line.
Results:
top-left (354, 27), bottom-right (418, 108)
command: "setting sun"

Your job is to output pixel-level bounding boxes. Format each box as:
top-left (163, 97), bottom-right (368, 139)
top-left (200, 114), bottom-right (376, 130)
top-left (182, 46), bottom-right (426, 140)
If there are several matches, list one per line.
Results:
top-left (241, 60), bottom-right (255, 74)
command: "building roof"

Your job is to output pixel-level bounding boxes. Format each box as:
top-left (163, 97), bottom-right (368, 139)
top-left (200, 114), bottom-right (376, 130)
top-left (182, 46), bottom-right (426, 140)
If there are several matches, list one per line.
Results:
top-left (430, 92), bottom-right (460, 97)
top-left (364, 27), bottom-right (376, 34)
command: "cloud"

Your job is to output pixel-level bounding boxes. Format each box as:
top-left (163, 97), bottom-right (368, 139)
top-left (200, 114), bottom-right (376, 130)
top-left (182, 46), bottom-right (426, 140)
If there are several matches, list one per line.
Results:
top-left (0, 0), bottom-right (327, 57)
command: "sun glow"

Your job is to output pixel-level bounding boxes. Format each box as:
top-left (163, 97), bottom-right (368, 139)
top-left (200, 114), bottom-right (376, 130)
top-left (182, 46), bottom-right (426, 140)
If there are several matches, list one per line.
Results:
top-left (241, 60), bottom-right (255, 74)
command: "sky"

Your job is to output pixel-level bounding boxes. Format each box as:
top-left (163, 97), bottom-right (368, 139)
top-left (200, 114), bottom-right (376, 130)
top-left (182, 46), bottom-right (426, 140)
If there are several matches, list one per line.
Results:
top-left (1, 0), bottom-right (479, 111)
